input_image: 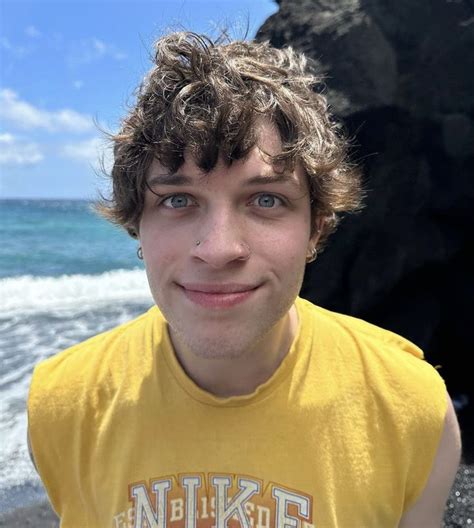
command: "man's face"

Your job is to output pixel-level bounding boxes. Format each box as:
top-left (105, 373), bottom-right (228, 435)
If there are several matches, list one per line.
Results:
top-left (139, 122), bottom-right (320, 360)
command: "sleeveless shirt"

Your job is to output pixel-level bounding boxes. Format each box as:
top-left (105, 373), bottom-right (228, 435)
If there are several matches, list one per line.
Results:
top-left (28, 297), bottom-right (447, 527)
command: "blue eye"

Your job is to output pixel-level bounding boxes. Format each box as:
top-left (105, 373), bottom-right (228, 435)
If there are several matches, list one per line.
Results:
top-left (162, 194), bottom-right (192, 208)
top-left (254, 194), bottom-right (283, 208)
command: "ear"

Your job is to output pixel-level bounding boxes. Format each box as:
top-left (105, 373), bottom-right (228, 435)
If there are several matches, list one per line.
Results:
top-left (308, 215), bottom-right (325, 250)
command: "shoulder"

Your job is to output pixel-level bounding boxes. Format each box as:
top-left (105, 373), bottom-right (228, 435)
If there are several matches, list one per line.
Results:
top-left (35, 305), bottom-right (162, 374)
top-left (299, 297), bottom-right (423, 357)
top-left (298, 297), bottom-right (444, 385)
top-left (28, 305), bottom-right (164, 418)
top-left (297, 297), bottom-right (430, 378)
top-left (298, 297), bottom-right (446, 406)
top-left (301, 296), bottom-right (444, 395)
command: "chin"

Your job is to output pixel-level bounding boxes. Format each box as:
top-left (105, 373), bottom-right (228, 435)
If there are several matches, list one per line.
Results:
top-left (186, 334), bottom-right (253, 361)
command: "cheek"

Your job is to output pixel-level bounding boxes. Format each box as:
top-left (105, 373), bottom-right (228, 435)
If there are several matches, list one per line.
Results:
top-left (140, 220), bottom-right (182, 267)
top-left (284, 245), bottom-right (308, 274)
top-left (256, 221), bottom-right (311, 256)
top-left (144, 238), bottom-right (180, 267)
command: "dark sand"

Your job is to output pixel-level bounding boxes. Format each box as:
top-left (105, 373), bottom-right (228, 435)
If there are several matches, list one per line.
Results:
top-left (0, 501), bottom-right (58, 527)
top-left (0, 465), bottom-right (472, 527)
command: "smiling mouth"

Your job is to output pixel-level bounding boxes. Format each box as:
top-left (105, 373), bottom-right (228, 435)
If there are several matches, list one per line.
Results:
top-left (178, 283), bottom-right (260, 308)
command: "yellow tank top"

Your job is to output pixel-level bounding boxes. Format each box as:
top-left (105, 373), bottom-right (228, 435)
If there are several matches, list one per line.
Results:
top-left (28, 297), bottom-right (447, 527)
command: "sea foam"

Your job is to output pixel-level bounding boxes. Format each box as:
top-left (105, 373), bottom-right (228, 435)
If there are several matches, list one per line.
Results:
top-left (0, 268), bottom-right (153, 316)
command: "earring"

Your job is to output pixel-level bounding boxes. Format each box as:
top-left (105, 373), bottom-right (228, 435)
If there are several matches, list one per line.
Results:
top-left (137, 247), bottom-right (143, 260)
top-left (306, 247), bottom-right (318, 263)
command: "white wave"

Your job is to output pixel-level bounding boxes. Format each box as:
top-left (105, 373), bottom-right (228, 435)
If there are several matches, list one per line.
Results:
top-left (0, 389), bottom-right (38, 493)
top-left (0, 269), bottom-right (153, 316)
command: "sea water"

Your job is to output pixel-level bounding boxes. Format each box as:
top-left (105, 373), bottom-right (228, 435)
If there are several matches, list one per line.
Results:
top-left (0, 199), bottom-right (154, 513)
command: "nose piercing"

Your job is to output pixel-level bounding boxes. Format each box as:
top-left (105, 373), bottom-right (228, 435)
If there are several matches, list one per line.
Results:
top-left (196, 240), bottom-right (201, 246)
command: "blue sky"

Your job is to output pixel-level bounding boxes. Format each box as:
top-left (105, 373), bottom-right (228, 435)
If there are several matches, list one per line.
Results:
top-left (0, 0), bottom-right (278, 199)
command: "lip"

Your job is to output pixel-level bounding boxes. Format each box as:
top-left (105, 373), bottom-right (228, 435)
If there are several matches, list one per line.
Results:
top-left (178, 283), bottom-right (260, 308)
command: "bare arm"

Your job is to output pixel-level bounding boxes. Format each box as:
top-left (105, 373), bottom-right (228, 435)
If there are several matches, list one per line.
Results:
top-left (398, 393), bottom-right (462, 528)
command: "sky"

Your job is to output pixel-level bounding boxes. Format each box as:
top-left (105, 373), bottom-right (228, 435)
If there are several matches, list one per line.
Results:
top-left (0, 0), bottom-right (278, 199)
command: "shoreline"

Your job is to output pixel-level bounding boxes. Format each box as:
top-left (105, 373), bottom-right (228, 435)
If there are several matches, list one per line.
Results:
top-left (0, 464), bottom-right (471, 527)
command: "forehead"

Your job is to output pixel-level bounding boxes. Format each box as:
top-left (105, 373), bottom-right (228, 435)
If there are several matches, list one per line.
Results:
top-left (147, 121), bottom-right (307, 191)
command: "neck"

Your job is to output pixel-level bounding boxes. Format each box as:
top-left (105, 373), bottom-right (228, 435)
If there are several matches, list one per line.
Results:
top-left (168, 305), bottom-right (299, 398)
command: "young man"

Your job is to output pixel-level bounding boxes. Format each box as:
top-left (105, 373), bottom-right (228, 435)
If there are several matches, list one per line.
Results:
top-left (28, 32), bottom-right (461, 527)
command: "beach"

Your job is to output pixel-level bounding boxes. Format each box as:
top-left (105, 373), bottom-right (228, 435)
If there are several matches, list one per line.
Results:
top-left (0, 501), bottom-right (58, 527)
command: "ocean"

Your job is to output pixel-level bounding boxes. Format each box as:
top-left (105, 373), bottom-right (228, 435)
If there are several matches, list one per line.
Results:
top-left (0, 199), bottom-right (154, 514)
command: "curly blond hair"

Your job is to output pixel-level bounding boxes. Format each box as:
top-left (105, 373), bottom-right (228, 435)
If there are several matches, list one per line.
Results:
top-left (98, 31), bottom-right (363, 249)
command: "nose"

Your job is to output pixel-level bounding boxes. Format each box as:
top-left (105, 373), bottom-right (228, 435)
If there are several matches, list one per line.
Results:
top-left (190, 209), bottom-right (251, 268)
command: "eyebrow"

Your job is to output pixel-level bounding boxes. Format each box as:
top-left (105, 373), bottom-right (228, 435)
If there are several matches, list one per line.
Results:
top-left (245, 174), bottom-right (302, 189)
top-left (147, 172), bottom-right (303, 190)
top-left (147, 174), bottom-right (193, 186)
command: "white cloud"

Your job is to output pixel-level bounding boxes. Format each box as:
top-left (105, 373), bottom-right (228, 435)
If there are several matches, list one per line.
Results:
top-left (61, 137), bottom-right (112, 171)
top-left (69, 37), bottom-right (127, 65)
top-left (61, 137), bottom-right (101, 163)
top-left (0, 133), bottom-right (43, 166)
top-left (0, 89), bottom-right (93, 132)
top-left (25, 25), bottom-right (41, 38)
